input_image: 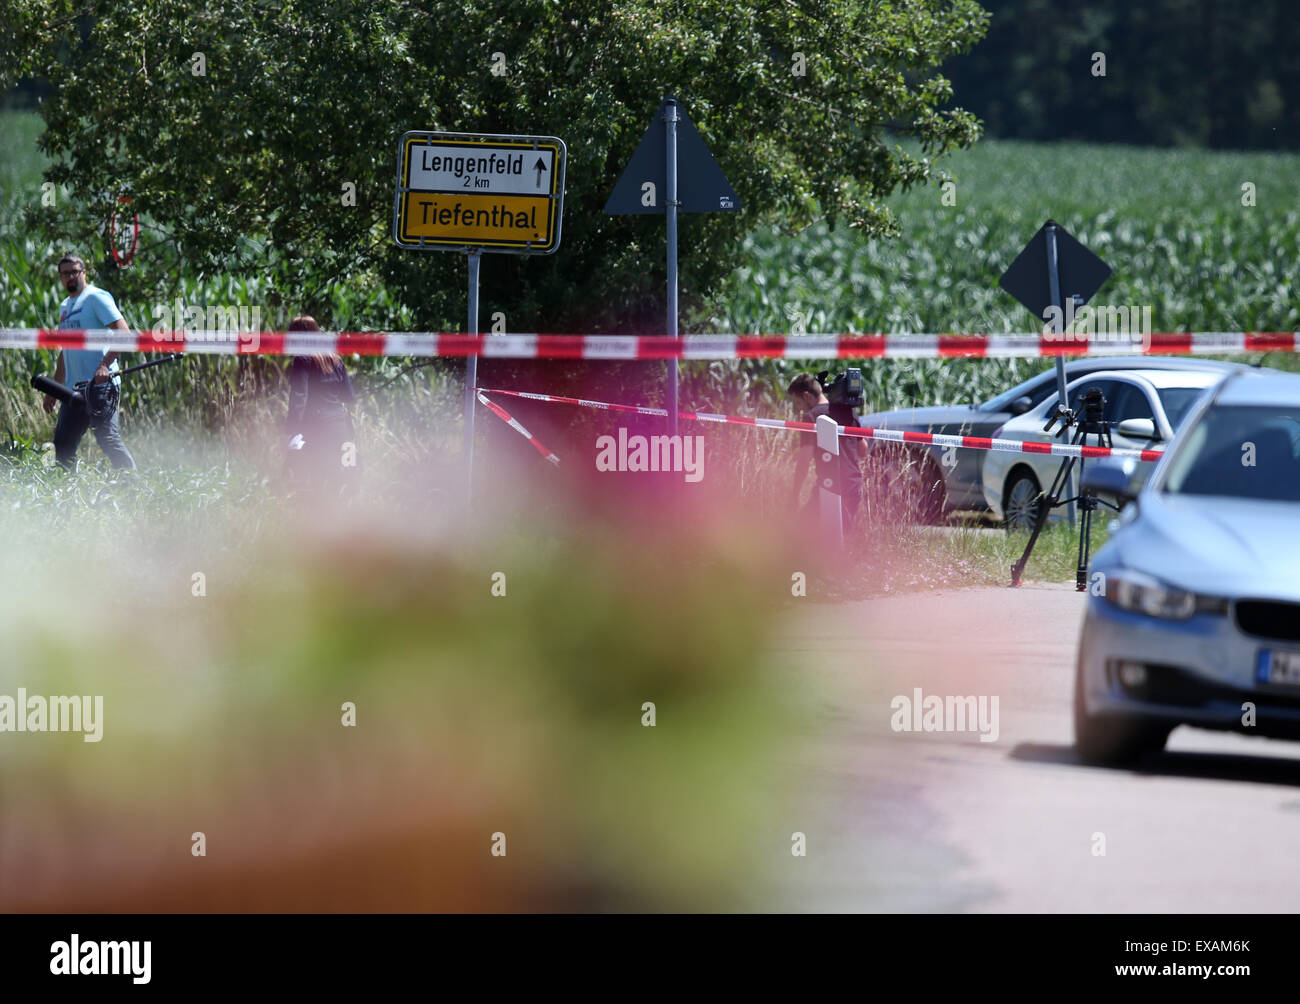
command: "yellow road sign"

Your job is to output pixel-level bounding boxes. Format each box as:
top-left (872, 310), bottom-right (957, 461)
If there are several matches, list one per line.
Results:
top-left (393, 132), bottom-right (566, 253)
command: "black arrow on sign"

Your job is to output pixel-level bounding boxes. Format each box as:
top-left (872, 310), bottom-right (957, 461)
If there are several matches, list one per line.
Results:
top-left (533, 157), bottom-right (547, 188)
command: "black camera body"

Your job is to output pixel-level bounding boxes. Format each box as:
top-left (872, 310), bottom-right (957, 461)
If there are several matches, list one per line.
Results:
top-left (1080, 385), bottom-right (1106, 426)
top-left (31, 374), bottom-right (119, 421)
top-left (816, 368), bottom-right (865, 409)
top-left (30, 354), bottom-right (180, 424)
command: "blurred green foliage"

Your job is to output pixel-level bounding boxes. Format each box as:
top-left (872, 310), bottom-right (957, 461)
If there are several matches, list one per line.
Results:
top-left (0, 459), bottom-right (804, 910)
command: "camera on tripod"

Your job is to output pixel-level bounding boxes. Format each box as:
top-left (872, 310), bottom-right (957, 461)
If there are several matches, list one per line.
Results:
top-left (816, 368), bottom-right (864, 409)
top-left (1015, 381), bottom-right (1121, 591)
top-left (1080, 385), bottom-right (1105, 427)
top-left (1046, 384), bottom-right (1110, 437)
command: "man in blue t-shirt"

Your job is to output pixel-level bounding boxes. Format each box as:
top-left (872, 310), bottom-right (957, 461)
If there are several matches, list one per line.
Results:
top-left (44, 254), bottom-right (135, 470)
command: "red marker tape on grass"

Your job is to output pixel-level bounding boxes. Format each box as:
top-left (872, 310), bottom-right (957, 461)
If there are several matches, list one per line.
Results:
top-left (475, 392), bottom-right (561, 465)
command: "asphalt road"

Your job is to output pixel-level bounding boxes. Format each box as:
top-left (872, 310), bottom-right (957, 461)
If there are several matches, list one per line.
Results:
top-left (764, 583), bottom-right (1300, 912)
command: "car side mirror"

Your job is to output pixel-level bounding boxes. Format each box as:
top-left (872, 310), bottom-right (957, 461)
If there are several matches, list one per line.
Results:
top-left (1082, 459), bottom-right (1139, 504)
top-left (1115, 418), bottom-right (1160, 440)
top-left (1009, 395), bottom-right (1033, 416)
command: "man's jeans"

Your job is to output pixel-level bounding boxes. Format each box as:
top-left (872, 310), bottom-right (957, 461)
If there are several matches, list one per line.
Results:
top-left (53, 380), bottom-right (135, 471)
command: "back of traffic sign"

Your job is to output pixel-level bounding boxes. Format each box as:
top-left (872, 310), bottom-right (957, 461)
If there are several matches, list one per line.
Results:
top-left (604, 97), bottom-right (741, 215)
top-left (999, 219), bottom-right (1111, 325)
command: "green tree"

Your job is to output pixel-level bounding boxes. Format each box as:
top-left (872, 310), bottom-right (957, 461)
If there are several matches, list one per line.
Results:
top-left (4, 0), bottom-right (987, 332)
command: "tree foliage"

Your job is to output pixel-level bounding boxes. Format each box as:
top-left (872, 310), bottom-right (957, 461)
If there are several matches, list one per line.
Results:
top-left (4, 0), bottom-right (987, 331)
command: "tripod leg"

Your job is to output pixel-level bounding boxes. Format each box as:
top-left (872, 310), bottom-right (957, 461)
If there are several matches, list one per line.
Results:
top-left (1076, 497), bottom-right (1091, 591)
top-left (1010, 455), bottom-right (1075, 586)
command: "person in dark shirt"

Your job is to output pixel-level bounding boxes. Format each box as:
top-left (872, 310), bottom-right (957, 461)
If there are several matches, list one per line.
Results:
top-left (786, 371), bottom-right (864, 526)
top-left (283, 315), bottom-right (359, 489)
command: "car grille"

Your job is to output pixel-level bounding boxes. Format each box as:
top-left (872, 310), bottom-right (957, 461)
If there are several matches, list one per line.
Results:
top-left (1236, 600), bottom-right (1300, 643)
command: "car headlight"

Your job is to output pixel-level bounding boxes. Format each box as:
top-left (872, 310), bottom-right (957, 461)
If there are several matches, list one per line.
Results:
top-left (1103, 570), bottom-right (1227, 620)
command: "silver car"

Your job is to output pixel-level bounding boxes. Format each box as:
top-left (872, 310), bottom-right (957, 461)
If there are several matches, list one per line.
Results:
top-left (1074, 369), bottom-right (1300, 765)
top-left (982, 368), bottom-right (1225, 530)
top-left (856, 357), bottom-right (1251, 523)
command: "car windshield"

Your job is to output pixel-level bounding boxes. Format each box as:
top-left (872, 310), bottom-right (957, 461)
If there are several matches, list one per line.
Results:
top-left (981, 372), bottom-right (1049, 411)
top-left (1156, 386), bottom-right (1209, 429)
top-left (1161, 405), bottom-right (1300, 502)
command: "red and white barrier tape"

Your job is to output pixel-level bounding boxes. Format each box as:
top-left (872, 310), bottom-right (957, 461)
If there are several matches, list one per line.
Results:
top-left (475, 392), bottom-right (561, 465)
top-left (3, 328), bottom-right (1295, 360)
top-left (474, 387), bottom-right (1166, 463)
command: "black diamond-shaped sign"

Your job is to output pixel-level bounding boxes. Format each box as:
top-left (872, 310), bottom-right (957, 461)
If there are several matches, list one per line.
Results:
top-left (999, 220), bottom-right (1112, 325)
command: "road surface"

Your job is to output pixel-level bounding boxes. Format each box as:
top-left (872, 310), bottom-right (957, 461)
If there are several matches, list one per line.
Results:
top-left (764, 583), bottom-right (1300, 912)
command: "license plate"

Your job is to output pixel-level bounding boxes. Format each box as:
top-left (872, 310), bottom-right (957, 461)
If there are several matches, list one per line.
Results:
top-left (1257, 649), bottom-right (1300, 687)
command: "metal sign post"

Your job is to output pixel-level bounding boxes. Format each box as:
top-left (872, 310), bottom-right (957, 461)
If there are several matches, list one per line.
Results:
top-left (392, 130), bottom-right (566, 503)
top-left (605, 95), bottom-right (741, 437)
top-left (1043, 222), bottom-right (1075, 527)
top-left (1000, 220), bottom-right (1116, 588)
top-left (1044, 223), bottom-right (1069, 422)
top-left (1000, 219), bottom-right (1113, 533)
top-left (665, 102), bottom-right (680, 437)
top-left (464, 248), bottom-right (481, 501)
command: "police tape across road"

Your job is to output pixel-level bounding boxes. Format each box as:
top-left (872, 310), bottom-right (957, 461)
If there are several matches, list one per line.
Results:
top-left (2, 328), bottom-right (1296, 360)
top-left (473, 387), bottom-right (1166, 463)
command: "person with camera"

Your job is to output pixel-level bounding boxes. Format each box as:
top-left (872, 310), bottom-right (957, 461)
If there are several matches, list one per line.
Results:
top-left (786, 371), bottom-right (865, 526)
top-left (45, 254), bottom-right (135, 471)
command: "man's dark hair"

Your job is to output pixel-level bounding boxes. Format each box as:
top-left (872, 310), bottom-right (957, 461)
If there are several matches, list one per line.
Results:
top-left (57, 253), bottom-right (85, 271)
top-left (786, 372), bottom-right (822, 397)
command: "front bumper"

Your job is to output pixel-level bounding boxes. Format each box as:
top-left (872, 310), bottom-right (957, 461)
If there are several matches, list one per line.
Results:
top-left (1078, 594), bottom-right (1300, 739)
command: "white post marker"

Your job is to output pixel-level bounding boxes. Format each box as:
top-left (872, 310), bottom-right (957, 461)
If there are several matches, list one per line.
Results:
top-left (815, 414), bottom-right (844, 546)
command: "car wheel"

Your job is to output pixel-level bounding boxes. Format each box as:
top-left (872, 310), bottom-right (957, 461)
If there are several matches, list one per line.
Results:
top-left (1002, 469), bottom-right (1043, 532)
top-left (1073, 646), bottom-right (1171, 766)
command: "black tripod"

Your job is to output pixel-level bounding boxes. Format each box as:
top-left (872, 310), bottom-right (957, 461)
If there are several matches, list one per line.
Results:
top-left (1010, 386), bottom-right (1120, 591)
